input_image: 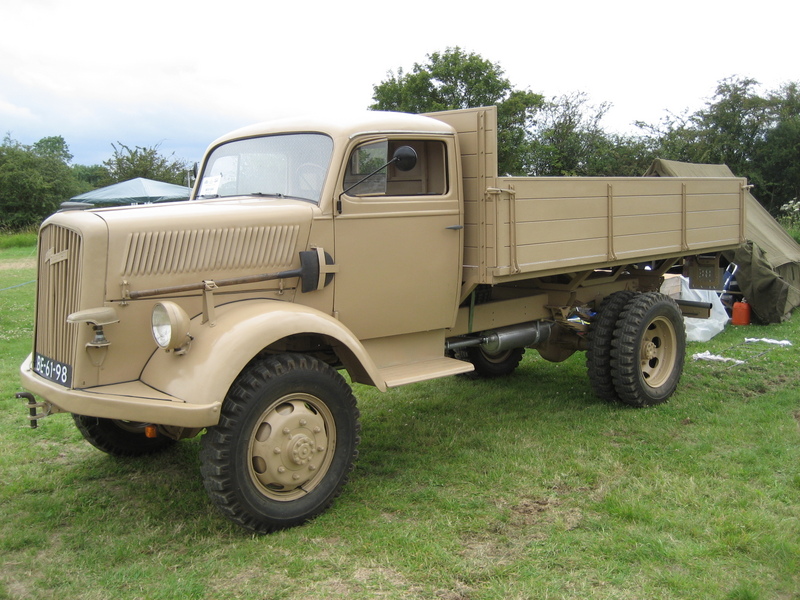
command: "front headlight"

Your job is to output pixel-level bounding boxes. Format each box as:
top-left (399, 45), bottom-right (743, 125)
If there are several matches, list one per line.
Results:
top-left (151, 302), bottom-right (191, 351)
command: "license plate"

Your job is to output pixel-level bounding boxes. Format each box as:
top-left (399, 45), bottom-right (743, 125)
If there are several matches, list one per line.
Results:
top-left (33, 353), bottom-right (72, 387)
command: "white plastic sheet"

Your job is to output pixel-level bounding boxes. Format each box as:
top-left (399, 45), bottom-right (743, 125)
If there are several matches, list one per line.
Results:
top-left (661, 276), bottom-right (729, 342)
top-left (745, 338), bottom-right (792, 346)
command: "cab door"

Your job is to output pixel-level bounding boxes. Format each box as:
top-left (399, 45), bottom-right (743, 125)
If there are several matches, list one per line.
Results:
top-left (332, 136), bottom-right (462, 341)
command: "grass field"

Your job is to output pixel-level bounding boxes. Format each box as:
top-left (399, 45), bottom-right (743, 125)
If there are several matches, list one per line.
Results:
top-left (1, 242), bottom-right (799, 600)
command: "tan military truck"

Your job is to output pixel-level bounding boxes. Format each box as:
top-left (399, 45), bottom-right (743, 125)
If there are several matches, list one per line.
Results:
top-left (18, 106), bottom-right (746, 533)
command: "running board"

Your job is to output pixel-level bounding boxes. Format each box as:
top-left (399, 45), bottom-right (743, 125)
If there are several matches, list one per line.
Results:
top-left (379, 357), bottom-right (474, 388)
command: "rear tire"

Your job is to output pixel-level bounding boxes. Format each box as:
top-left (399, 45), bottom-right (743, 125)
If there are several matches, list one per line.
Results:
top-left (586, 291), bottom-right (635, 401)
top-left (200, 353), bottom-right (360, 534)
top-left (72, 415), bottom-right (176, 457)
top-left (610, 292), bottom-right (686, 407)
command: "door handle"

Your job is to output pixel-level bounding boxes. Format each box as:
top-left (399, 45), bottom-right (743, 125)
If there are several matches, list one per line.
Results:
top-left (446, 225), bottom-right (464, 230)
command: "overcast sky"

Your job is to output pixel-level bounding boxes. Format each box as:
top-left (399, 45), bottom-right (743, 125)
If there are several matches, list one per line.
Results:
top-left (2, 0), bottom-right (797, 168)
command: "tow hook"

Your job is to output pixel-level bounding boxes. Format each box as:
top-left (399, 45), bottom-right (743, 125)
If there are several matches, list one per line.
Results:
top-left (16, 392), bottom-right (48, 429)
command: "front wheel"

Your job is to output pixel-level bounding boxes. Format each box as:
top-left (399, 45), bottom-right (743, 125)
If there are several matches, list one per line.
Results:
top-left (610, 292), bottom-right (686, 407)
top-left (200, 354), bottom-right (360, 534)
top-left (72, 415), bottom-right (176, 457)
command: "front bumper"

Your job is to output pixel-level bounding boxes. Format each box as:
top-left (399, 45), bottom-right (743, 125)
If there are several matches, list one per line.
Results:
top-left (19, 354), bottom-right (222, 428)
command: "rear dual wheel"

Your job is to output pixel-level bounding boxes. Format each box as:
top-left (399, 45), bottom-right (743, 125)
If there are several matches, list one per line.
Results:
top-left (588, 292), bottom-right (685, 407)
top-left (587, 291), bottom-right (635, 401)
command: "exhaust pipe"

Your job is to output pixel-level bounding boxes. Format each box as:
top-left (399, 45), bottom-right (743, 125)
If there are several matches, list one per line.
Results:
top-left (480, 321), bottom-right (553, 353)
top-left (446, 321), bottom-right (554, 353)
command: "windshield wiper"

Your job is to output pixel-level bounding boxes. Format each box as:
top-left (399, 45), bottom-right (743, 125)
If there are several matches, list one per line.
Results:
top-left (250, 192), bottom-right (317, 204)
top-left (200, 192), bottom-right (297, 200)
top-left (251, 192), bottom-right (286, 198)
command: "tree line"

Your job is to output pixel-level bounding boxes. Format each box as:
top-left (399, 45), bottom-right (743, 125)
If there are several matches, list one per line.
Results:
top-left (0, 137), bottom-right (189, 229)
top-left (2, 47), bottom-right (797, 229)
top-left (372, 48), bottom-right (799, 214)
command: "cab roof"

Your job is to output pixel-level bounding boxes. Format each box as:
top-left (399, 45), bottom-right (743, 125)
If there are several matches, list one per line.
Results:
top-left (207, 111), bottom-right (456, 150)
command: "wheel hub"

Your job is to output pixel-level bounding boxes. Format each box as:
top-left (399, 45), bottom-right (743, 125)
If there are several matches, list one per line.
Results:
top-left (639, 316), bottom-right (675, 387)
top-left (248, 397), bottom-right (331, 496)
top-left (289, 434), bottom-right (316, 465)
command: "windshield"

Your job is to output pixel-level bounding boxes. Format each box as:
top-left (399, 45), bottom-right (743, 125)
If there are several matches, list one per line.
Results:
top-left (197, 133), bottom-right (333, 204)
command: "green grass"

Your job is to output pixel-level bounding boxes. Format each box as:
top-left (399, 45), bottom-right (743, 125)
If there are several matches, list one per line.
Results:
top-left (0, 229), bottom-right (38, 250)
top-left (1, 245), bottom-right (799, 599)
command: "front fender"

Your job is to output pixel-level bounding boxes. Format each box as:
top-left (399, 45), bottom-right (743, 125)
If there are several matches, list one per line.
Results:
top-left (141, 299), bottom-right (386, 411)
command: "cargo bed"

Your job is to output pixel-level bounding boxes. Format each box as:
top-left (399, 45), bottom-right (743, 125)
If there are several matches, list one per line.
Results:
top-left (428, 107), bottom-right (747, 294)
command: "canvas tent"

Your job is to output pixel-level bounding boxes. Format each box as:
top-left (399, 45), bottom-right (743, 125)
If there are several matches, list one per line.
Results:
top-left (645, 159), bottom-right (800, 323)
top-left (67, 177), bottom-right (191, 207)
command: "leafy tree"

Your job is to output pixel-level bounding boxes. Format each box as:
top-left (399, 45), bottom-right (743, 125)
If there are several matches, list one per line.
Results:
top-left (638, 77), bottom-right (774, 174)
top-left (103, 142), bottom-right (188, 185)
top-left (754, 83), bottom-right (800, 210)
top-left (638, 77), bottom-right (800, 213)
top-left (372, 56), bottom-right (800, 209)
top-left (72, 163), bottom-right (110, 190)
top-left (758, 118), bottom-right (800, 205)
top-left (0, 135), bottom-right (82, 228)
top-left (32, 135), bottom-right (73, 163)
top-left (634, 111), bottom-right (697, 164)
top-left (529, 92), bottom-right (610, 175)
top-left (371, 47), bottom-right (544, 175)
top-left (691, 77), bottom-right (772, 177)
top-left (526, 92), bottom-right (656, 177)
top-left (584, 133), bottom-right (655, 177)
top-left (370, 49), bottom-right (654, 177)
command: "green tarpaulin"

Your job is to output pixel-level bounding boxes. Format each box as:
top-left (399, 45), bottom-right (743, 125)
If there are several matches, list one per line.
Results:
top-left (645, 159), bottom-right (800, 323)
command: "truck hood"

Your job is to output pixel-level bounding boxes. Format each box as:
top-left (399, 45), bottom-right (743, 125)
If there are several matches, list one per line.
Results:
top-left (95, 198), bottom-right (316, 300)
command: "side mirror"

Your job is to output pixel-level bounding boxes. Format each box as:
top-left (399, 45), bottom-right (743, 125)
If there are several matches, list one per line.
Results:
top-left (392, 146), bottom-right (417, 172)
top-left (337, 145), bottom-right (419, 213)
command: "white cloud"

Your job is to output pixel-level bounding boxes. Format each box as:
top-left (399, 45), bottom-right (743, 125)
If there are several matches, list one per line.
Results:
top-left (1, 0), bottom-right (798, 165)
top-left (0, 95), bottom-right (36, 121)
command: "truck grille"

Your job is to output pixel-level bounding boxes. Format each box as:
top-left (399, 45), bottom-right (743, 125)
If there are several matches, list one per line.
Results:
top-left (35, 224), bottom-right (83, 369)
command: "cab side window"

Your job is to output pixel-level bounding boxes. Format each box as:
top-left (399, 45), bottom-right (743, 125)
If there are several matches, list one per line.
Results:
top-left (344, 140), bottom-right (448, 197)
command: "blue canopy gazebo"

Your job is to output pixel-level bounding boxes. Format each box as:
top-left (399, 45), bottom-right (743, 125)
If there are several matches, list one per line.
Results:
top-left (68, 177), bottom-right (191, 206)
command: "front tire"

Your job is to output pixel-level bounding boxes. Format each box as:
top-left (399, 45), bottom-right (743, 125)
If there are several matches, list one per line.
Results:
top-left (610, 292), bottom-right (686, 407)
top-left (200, 354), bottom-right (360, 534)
top-left (72, 415), bottom-right (176, 457)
